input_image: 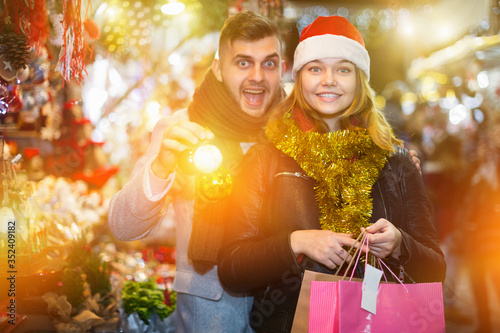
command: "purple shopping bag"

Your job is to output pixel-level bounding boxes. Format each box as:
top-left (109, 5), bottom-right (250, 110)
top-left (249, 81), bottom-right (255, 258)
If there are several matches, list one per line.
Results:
top-left (337, 280), bottom-right (445, 333)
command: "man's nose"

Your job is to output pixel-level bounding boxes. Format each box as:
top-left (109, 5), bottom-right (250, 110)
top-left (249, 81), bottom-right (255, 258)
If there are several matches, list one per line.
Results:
top-left (249, 65), bottom-right (264, 83)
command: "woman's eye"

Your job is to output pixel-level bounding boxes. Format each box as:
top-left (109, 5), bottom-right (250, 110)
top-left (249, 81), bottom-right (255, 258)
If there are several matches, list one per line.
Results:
top-left (309, 67), bottom-right (320, 72)
top-left (339, 67), bottom-right (351, 73)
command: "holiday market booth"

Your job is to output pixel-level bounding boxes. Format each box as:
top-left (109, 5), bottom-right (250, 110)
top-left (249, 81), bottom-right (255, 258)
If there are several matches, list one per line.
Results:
top-left (0, 0), bottom-right (285, 332)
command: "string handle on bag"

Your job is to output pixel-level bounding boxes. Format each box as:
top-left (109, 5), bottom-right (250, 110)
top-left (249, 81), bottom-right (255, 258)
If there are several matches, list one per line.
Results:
top-left (348, 231), bottom-right (369, 281)
top-left (377, 256), bottom-right (408, 293)
top-left (334, 230), bottom-right (366, 278)
top-left (339, 230), bottom-right (409, 293)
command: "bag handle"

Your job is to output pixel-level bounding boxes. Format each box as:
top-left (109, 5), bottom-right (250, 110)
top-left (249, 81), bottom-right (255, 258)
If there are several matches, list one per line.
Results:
top-left (333, 230), bottom-right (366, 278)
top-left (342, 231), bottom-right (409, 292)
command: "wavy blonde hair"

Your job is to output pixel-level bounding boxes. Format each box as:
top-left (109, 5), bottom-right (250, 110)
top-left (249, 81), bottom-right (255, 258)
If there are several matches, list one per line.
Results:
top-left (266, 67), bottom-right (402, 153)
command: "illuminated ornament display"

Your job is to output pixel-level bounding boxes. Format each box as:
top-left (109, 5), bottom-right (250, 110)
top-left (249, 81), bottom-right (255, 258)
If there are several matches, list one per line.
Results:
top-left (196, 168), bottom-right (232, 202)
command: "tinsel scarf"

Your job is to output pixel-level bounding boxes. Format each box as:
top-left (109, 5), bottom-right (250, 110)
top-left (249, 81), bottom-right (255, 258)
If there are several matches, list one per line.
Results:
top-left (267, 112), bottom-right (388, 236)
top-left (187, 69), bottom-right (284, 268)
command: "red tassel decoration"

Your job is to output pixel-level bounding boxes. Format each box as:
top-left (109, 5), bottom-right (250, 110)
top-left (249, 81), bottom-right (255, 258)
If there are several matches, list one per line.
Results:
top-left (83, 18), bottom-right (100, 41)
top-left (29, 0), bottom-right (50, 51)
top-left (57, 0), bottom-right (90, 84)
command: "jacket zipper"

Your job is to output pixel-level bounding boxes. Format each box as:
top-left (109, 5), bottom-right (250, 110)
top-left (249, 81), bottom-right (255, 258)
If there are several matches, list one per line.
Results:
top-left (275, 171), bottom-right (310, 180)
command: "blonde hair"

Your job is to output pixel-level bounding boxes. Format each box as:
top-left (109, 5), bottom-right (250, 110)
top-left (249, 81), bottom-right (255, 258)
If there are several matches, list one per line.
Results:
top-left (266, 67), bottom-right (402, 153)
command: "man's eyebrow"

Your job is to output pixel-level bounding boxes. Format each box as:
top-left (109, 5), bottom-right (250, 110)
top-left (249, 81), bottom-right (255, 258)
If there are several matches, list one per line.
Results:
top-left (233, 52), bottom-right (280, 60)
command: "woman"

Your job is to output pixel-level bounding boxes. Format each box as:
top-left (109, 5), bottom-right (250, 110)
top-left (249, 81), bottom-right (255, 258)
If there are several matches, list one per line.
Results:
top-left (218, 16), bottom-right (446, 333)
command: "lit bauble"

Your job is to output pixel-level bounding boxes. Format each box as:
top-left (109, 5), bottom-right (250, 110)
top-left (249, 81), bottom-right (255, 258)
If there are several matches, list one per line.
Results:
top-left (193, 144), bottom-right (222, 174)
top-left (196, 168), bottom-right (232, 202)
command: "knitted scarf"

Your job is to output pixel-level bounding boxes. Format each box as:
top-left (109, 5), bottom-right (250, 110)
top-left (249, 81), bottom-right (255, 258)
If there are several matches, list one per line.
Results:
top-left (187, 69), bottom-right (283, 270)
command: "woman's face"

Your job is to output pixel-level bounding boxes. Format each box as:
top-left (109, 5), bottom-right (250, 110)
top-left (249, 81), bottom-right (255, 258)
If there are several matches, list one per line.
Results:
top-left (300, 58), bottom-right (357, 129)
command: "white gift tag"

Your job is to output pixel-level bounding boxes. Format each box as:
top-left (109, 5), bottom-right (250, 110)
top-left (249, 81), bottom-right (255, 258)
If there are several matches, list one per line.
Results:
top-left (361, 264), bottom-right (383, 314)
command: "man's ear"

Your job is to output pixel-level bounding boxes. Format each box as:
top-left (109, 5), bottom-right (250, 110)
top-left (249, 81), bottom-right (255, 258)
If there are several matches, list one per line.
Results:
top-left (212, 58), bottom-right (223, 82)
top-left (281, 59), bottom-right (286, 78)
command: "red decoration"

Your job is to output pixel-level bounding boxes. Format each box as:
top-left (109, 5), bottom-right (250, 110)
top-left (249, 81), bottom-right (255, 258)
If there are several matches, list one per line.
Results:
top-left (0, 0), bottom-right (49, 52)
top-left (57, 0), bottom-right (93, 84)
top-left (23, 147), bottom-right (40, 159)
top-left (29, 0), bottom-right (50, 52)
top-left (63, 99), bottom-right (80, 110)
top-left (83, 18), bottom-right (100, 41)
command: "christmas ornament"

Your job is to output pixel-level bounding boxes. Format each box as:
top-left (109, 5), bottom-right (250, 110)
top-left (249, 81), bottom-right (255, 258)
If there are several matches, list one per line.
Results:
top-left (0, 32), bottom-right (31, 71)
top-left (193, 144), bottom-right (223, 174)
top-left (268, 113), bottom-right (388, 236)
top-left (0, 0), bottom-right (49, 52)
top-left (196, 168), bottom-right (232, 202)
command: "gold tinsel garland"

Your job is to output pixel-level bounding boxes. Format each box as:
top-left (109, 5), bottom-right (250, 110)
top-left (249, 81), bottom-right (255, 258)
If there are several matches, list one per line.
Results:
top-left (268, 113), bottom-right (388, 236)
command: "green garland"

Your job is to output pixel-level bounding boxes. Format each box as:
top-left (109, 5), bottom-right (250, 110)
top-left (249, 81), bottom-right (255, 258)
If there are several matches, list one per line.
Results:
top-left (268, 113), bottom-right (388, 236)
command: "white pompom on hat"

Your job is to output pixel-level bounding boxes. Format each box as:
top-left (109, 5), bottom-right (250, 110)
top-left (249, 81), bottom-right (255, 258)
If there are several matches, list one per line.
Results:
top-left (292, 16), bottom-right (370, 80)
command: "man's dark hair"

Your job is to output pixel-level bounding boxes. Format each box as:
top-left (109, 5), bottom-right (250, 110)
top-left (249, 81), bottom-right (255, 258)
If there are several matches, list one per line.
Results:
top-left (218, 11), bottom-right (282, 52)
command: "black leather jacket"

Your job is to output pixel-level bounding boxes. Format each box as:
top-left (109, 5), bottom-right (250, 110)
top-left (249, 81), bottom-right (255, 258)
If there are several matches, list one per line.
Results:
top-left (218, 143), bottom-right (446, 333)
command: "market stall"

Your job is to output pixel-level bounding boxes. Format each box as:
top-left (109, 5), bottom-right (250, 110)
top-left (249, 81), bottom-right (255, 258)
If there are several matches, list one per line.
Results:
top-left (0, 0), bottom-right (284, 332)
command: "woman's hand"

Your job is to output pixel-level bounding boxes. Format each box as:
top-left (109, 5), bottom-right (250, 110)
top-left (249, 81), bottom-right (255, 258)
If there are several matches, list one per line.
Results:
top-left (409, 149), bottom-right (421, 175)
top-left (362, 219), bottom-right (403, 259)
top-left (290, 230), bottom-right (357, 269)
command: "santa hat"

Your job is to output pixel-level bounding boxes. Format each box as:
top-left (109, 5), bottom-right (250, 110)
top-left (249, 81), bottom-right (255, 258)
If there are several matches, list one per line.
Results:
top-left (292, 16), bottom-right (370, 80)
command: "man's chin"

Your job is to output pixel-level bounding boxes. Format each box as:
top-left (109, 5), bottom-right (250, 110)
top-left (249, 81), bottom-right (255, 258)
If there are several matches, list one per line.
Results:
top-left (241, 104), bottom-right (268, 118)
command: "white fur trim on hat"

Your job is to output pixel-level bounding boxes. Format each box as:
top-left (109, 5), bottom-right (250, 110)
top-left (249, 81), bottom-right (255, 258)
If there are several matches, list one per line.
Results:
top-left (292, 34), bottom-right (370, 81)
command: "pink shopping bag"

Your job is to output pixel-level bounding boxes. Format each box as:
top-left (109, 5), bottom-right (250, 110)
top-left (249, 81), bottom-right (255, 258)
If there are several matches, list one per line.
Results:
top-left (309, 280), bottom-right (445, 333)
top-left (337, 280), bottom-right (445, 333)
top-left (308, 281), bottom-right (339, 333)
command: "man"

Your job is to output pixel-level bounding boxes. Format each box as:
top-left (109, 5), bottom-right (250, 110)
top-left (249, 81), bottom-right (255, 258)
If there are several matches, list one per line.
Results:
top-left (109, 11), bottom-right (285, 332)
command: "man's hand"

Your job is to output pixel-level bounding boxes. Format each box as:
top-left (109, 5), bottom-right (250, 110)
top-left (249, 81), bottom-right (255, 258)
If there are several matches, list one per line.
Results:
top-left (290, 230), bottom-right (356, 269)
top-left (409, 149), bottom-right (421, 174)
top-left (362, 219), bottom-right (402, 259)
top-left (151, 120), bottom-right (214, 179)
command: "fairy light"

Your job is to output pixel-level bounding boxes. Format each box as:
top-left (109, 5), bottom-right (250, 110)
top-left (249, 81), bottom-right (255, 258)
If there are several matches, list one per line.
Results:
top-left (161, 2), bottom-right (185, 15)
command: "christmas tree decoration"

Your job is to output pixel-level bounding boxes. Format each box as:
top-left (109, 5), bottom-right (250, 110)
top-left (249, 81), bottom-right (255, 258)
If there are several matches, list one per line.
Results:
top-left (193, 144), bottom-right (222, 174)
top-left (0, 0), bottom-right (50, 52)
top-left (196, 168), bottom-right (232, 202)
top-left (178, 143), bottom-right (223, 175)
top-left (0, 32), bottom-right (31, 74)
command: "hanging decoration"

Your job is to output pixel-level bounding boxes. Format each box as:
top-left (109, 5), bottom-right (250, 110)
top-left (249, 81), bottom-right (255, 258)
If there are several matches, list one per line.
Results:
top-left (0, 0), bottom-right (50, 52)
top-left (55, 0), bottom-right (93, 84)
top-left (0, 32), bottom-right (30, 81)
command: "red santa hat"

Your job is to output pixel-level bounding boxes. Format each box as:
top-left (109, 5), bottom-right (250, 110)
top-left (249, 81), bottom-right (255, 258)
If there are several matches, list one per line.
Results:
top-left (292, 16), bottom-right (370, 80)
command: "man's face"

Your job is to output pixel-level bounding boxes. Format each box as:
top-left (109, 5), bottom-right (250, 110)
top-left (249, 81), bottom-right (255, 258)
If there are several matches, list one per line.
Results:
top-left (213, 36), bottom-right (283, 118)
